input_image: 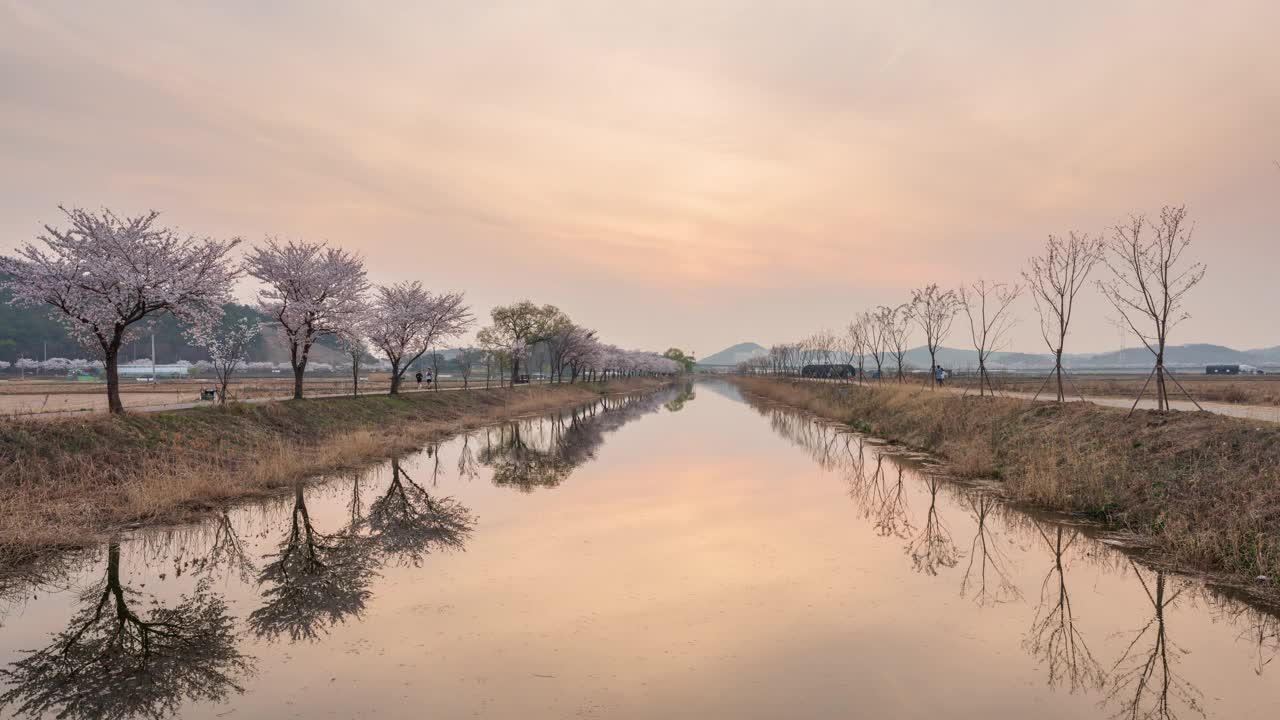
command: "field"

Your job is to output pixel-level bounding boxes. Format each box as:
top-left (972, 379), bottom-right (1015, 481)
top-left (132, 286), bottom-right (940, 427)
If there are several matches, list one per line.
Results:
top-left (0, 373), bottom-right (522, 416)
top-left (948, 370), bottom-right (1280, 406)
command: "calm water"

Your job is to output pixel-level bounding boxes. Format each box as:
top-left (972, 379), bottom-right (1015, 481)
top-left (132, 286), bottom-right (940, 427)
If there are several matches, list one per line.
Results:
top-left (1, 381), bottom-right (1277, 719)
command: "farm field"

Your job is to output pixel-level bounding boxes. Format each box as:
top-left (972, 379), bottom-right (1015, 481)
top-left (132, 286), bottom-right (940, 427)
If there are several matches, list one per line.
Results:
top-left (949, 370), bottom-right (1280, 407)
top-left (0, 374), bottom-right (527, 416)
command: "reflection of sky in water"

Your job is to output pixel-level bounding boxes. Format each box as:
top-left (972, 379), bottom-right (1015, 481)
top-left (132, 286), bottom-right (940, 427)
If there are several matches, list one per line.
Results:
top-left (2, 380), bottom-right (1278, 719)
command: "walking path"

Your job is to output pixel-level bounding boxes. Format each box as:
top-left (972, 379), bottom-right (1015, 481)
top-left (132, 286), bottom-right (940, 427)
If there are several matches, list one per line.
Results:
top-left (983, 388), bottom-right (1280, 423)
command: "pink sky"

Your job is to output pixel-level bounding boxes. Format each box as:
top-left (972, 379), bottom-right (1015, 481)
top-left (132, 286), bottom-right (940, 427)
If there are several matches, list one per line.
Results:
top-left (2, 1), bottom-right (1278, 356)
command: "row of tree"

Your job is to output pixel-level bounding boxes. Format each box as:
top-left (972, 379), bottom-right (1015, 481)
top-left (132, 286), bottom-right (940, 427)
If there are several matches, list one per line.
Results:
top-left (0, 207), bottom-right (680, 413)
top-left (741, 205), bottom-right (1206, 410)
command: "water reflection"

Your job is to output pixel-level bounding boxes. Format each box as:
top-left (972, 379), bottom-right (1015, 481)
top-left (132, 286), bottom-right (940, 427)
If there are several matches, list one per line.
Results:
top-left (960, 494), bottom-right (1022, 606)
top-left (479, 390), bottom-right (672, 492)
top-left (907, 476), bottom-right (960, 576)
top-left (1103, 565), bottom-right (1204, 720)
top-left (0, 544), bottom-right (251, 720)
top-left (365, 458), bottom-right (474, 567)
top-left (1025, 525), bottom-right (1104, 693)
top-left (7, 383), bottom-right (1280, 718)
top-left (739, 390), bottom-right (1280, 718)
top-left (1, 387), bottom-right (685, 719)
top-left (249, 482), bottom-right (379, 642)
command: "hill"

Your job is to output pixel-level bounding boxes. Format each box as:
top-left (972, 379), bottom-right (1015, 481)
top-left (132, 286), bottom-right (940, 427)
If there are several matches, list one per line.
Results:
top-left (698, 342), bottom-right (767, 367)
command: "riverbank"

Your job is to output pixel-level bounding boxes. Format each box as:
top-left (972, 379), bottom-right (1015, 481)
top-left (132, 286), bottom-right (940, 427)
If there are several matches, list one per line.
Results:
top-left (0, 379), bottom-right (670, 568)
top-left (733, 377), bottom-right (1280, 599)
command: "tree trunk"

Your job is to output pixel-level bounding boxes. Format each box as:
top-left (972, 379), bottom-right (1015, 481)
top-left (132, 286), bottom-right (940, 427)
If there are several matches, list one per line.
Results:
top-left (104, 342), bottom-right (124, 414)
top-left (1155, 350), bottom-right (1167, 411)
top-left (293, 364), bottom-right (305, 400)
top-left (351, 354), bottom-right (360, 398)
top-left (1054, 350), bottom-right (1065, 402)
top-left (511, 356), bottom-right (520, 387)
top-left (390, 360), bottom-right (402, 395)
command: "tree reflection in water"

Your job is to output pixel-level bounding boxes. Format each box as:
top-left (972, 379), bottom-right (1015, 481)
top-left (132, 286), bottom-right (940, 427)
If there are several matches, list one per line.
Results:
top-left (1210, 598), bottom-right (1280, 676)
top-left (663, 381), bottom-right (696, 412)
top-left (906, 475), bottom-right (960, 576)
top-left (479, 390), bottom-right (672, 492)
top-left (249, 482), bottom-right (379, 642)
top-left (1102, 563), bottom-right (1204, 720)
top-left (456, 433), bottom-right (480, 482)
top-left (192, 512), bottom-right (257, 584)
top-left (1025, 524), bottom-right (1104, 692)
top-left (959, 493), bottom-right (1022, 606)
top-left (364, 457), bottom-right (474, 567)
top-left (0, 543), bottom-right (251, 720)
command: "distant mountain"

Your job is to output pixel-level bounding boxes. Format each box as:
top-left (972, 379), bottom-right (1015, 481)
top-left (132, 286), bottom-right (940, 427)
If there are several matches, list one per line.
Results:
top-left (898, 343), bottom-right (1278, 371)
top-left (698, 342), bottom-right (768, 367)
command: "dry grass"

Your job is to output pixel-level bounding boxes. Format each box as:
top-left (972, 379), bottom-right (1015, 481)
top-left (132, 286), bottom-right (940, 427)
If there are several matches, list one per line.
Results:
top-left (0, 378), bottom-right (669, 568)
top-left (736, 377), bottom-right (1280, 597)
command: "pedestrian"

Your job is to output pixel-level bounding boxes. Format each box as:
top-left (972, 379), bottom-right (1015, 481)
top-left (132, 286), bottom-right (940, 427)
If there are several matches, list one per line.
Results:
top-left (934, 366), bottom-right (945, 387)
top-left (415, 371), bottom-right (423, 389)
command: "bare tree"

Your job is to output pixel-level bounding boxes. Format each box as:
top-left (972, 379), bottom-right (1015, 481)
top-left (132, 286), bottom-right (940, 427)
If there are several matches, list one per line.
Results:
top-left (910, 284), bottom-right (959, 388)
top-left (1023, 232), bottom-right (1104, 402)
top-left (846, 316), bottom-right (869, 384)
top-left (1099, 206), bottom-right (1206, 412)
top-left (959, 279), bottom-right (1022, 396)
top-left (881, 304), bottom-right (912, 382)
top-left (867, 306), bottom-right (893, 381)
top-left (455, 348), bottom-right (484, 389)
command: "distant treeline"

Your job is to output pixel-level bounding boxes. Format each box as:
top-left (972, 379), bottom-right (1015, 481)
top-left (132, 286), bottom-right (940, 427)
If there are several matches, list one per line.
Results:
top-left (0, 279), bottom-right (343, 363)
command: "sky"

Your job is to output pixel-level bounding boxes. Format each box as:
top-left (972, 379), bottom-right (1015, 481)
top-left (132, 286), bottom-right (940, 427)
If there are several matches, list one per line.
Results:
top-left (2, 0), bottom-right (1278, 358)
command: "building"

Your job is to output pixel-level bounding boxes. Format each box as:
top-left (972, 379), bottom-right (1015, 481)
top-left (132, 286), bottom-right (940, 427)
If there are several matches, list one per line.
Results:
top-left (117, 363), bottom-right (193, 379)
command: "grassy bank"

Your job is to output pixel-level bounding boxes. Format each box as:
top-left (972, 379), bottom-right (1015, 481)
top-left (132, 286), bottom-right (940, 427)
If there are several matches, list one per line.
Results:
top-left (735, 377), bottom-right (1280, 596)
top-left (0, 379), bottom-right (669, 567)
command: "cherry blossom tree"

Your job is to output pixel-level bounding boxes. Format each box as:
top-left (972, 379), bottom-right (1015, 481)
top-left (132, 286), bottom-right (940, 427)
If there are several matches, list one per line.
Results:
top-left (0, 207), bottom-right (241, 413)
top-left (334, 315), bottom-right (369, 398)
top-left (364, 282), bottom-right (473, 394)
top-left (245, 238), bottom-right (368, 400)
top-left (191, 317), bottom-right (261, 404)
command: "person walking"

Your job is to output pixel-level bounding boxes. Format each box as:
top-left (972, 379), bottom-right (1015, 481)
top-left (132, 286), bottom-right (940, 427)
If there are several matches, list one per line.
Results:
top-left (415, 371), bottom-right (423, 390)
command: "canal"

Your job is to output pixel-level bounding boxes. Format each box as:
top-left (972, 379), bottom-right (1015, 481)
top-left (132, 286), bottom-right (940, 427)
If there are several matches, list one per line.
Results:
top-left (1, 381), bottom-right (1276, 718)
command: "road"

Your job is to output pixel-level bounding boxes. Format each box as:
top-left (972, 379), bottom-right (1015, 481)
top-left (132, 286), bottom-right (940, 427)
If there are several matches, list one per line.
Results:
top-left (984, 388), bottom-right (1280, 422)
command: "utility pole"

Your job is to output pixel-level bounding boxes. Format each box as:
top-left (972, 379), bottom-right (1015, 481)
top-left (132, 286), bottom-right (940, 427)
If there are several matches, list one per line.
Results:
top-left (151, 334), bottom-right (157, 382)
